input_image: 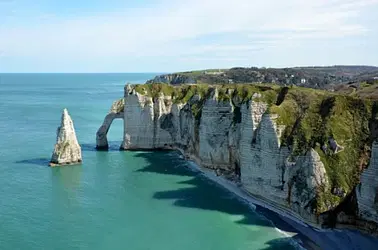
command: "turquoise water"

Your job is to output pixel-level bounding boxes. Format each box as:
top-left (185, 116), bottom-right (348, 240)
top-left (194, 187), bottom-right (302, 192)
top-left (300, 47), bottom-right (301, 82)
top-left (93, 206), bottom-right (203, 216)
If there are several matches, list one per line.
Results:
top-left (0, 73), bottom-right (299, 250)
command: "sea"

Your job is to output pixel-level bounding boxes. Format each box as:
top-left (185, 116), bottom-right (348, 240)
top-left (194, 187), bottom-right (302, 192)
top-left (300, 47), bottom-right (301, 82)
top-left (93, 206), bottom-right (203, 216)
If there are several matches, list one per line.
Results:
top-left (0, 73), bottom-right (305, 250)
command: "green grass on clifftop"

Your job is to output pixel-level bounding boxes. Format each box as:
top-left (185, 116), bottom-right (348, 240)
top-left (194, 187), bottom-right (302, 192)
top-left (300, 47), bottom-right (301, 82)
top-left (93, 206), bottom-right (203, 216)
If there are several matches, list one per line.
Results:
top-left (133, 83), bottom-right (282, 104)
top-left (268, 87), bottom-right (374, 212)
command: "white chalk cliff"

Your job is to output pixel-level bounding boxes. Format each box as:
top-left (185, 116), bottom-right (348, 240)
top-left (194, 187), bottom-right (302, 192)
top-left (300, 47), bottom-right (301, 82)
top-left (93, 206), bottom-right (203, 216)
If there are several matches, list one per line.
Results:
top-left (357, 141), bottom-right (378, 223)
top-left (50, 109), bottom-right (82, 166)
top-left (98, 84), bottom-right (378, 233)
top-left (118, 85), bottom-right (330, 224)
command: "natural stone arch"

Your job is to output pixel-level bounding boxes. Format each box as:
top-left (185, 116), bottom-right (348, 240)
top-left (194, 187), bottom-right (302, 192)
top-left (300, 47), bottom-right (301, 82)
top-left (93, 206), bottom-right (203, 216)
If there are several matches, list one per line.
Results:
top-left (96, 98), bottom-right (124, 150)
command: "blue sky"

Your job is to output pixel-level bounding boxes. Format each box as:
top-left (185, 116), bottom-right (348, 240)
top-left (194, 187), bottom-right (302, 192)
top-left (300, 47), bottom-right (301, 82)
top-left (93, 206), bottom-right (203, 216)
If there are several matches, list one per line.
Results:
top-left (1, 0), bottom-right (378, 73)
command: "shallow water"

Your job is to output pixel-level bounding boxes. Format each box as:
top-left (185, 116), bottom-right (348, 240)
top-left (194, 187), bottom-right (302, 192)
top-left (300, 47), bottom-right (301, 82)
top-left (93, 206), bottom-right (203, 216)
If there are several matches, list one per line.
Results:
top-left (0, 73), bottom-right (298, 249)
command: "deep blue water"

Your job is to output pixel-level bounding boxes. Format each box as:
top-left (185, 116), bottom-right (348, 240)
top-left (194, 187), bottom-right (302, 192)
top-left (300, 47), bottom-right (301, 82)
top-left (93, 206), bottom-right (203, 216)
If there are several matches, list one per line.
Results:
top-left (0, 73), bottom-right (299, 250)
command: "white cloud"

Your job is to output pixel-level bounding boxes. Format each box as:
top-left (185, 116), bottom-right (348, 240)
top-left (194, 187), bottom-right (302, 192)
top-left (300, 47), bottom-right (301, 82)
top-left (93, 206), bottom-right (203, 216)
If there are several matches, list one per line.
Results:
top-left (0, 0), bottom-right (377, 70)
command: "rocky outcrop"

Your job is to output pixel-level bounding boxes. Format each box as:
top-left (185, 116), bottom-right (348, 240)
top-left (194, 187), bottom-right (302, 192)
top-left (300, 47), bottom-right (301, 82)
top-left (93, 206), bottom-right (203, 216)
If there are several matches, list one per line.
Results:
top-left (96, 98), bottom-right (124, 150)
top-left (285, 149), bottom-right (329, 221)
top-left (50, 109), bottom-right (82, 167)
top-left (357, 141), bottom-right (378, 223)
top-left (328, 138), bottom-right (344, 154)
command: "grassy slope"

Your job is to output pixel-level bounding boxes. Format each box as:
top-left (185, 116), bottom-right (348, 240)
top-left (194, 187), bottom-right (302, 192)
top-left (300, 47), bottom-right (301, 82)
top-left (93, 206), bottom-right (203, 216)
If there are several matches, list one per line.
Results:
top-left (177, 69), bottom-right (229, 76)
top-left (132, 82), bottom-right (378, 214)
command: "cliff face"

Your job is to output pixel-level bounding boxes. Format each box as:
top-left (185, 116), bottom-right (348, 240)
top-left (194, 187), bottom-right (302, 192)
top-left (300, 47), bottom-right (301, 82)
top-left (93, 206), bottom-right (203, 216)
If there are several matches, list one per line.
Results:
top-left (117, 83), bottom-right (378, 232)
top-left (121, 85), bottom-right (174, 149)
top-left (357, 141), bottom-right (378, 223)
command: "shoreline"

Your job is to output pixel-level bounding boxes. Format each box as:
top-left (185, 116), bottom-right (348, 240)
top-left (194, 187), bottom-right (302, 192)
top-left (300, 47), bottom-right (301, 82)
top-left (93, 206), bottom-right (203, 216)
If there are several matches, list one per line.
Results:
top-left (172, 149), bottom-right (378, 250)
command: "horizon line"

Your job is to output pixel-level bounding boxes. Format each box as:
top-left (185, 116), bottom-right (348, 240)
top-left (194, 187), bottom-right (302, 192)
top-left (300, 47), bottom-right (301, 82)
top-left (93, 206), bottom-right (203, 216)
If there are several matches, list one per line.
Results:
top-left (1, 64), bottom-right (377, 74)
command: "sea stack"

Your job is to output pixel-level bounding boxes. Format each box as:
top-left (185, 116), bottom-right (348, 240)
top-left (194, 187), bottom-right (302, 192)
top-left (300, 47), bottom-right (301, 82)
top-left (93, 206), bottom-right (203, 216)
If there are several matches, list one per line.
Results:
top-left (49, 108), bottom-right (82, 167)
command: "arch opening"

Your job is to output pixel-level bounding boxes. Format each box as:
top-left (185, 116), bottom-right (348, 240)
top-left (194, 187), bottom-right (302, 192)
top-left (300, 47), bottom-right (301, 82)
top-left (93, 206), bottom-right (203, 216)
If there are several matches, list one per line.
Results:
top-left (96, 98), bottom-right (125, 151)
